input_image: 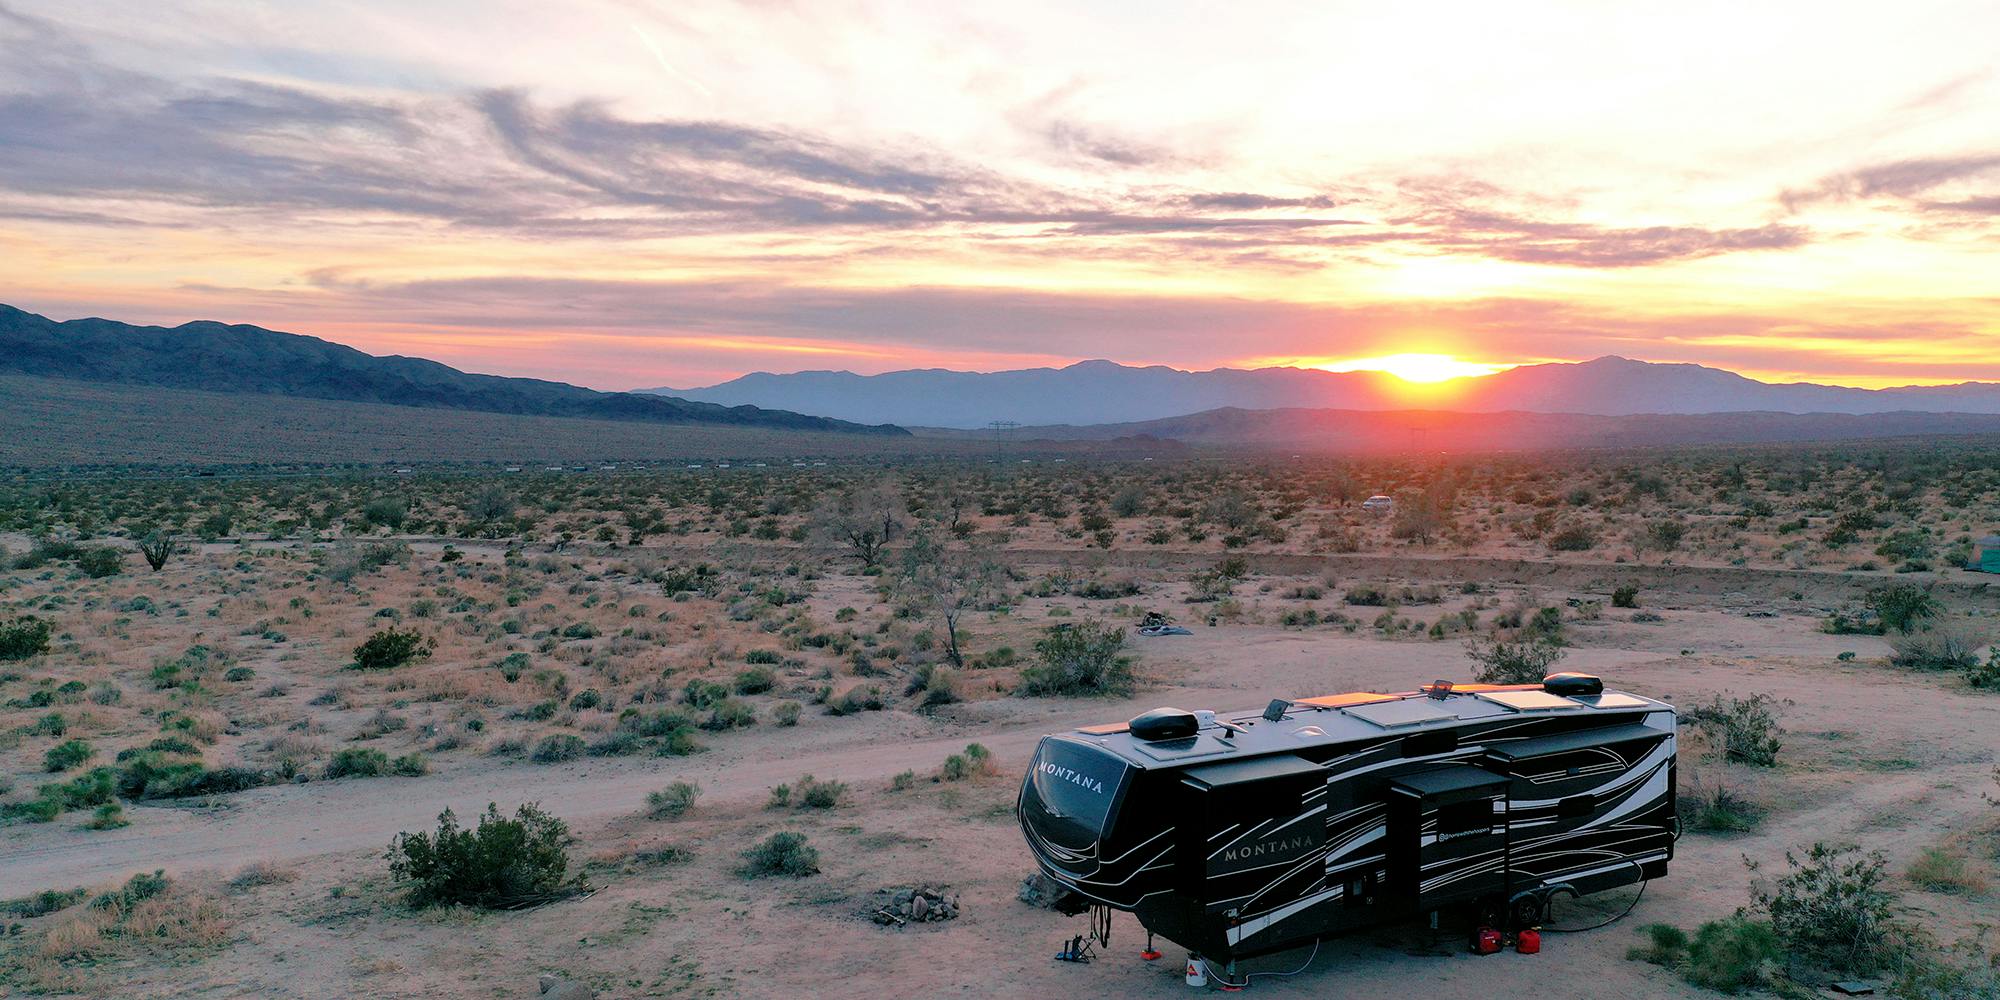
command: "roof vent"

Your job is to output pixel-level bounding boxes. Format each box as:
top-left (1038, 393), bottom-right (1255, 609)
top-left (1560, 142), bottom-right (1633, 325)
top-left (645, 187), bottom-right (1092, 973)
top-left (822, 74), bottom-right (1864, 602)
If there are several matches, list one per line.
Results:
top-left (1542, 672), bottom-right (1604, 697)
top-left (1128, 707), bottom-right (1200, 741)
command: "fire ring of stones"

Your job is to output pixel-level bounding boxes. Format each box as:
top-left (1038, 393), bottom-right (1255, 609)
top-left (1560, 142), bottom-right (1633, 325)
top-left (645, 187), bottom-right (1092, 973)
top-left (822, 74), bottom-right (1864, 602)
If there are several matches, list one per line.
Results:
top-left (868, 886), bottom-right (959, 927)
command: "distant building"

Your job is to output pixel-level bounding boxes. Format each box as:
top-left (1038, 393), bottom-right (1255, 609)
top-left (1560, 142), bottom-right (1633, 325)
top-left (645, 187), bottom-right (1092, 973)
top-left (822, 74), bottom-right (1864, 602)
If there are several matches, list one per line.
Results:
top-left (1977, 535), bottom-right (2000, 573)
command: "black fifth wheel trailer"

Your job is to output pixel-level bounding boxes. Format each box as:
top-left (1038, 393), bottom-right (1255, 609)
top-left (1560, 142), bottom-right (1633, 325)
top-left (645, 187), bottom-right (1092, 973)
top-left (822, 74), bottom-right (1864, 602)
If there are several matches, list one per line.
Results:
top-left (1017, 674), bottom-right (1675, 965)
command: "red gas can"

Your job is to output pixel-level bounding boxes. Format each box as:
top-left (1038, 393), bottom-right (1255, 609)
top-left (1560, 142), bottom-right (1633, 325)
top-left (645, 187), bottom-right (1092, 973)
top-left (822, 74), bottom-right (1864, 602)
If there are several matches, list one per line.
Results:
top-left (1516, 928), bottom-right (1542, 955)
top-left (1471, 927), bottom-right (1503, 955)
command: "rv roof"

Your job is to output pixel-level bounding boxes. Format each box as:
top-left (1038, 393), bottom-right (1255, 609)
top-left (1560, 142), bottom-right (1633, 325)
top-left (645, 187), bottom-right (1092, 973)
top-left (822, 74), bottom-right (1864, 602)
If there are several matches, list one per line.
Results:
top-left (1067, 683), bottom-right (1672, 769)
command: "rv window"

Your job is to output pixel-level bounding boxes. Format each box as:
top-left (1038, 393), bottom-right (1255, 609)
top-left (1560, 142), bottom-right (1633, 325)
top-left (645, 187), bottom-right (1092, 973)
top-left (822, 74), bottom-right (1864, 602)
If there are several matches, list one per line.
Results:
top-left (1558, 794), bottom-right (1596, 818)
top-left (1436, 799), bottom-right (1492, 836)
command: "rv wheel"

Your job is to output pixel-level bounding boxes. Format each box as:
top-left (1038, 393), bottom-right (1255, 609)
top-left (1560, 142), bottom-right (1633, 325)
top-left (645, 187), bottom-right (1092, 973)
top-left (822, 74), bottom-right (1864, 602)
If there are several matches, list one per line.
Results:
top-left (1508, 891), bottom-right (1550, 929)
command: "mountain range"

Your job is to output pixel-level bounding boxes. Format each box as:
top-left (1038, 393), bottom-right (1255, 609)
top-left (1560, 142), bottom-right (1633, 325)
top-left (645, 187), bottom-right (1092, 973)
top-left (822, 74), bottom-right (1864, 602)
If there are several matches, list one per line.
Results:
top-left (0, 305), bottom-right (906, 436)
top-left (643, 357), bottom-right (2000, 428)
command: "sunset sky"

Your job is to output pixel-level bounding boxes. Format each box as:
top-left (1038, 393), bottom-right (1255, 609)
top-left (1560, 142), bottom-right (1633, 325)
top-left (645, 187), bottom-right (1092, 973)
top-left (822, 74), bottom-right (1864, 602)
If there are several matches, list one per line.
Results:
top-left (3, 1), bottom-right (1997, 390)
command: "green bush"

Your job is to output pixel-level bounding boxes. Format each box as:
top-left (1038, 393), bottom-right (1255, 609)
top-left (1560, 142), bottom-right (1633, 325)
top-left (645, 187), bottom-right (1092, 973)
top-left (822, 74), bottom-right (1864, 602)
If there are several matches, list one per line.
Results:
top-left (1611, 585), bottom-right (1640, 608)
top-left (738, 831), bottom-right (819, 878)
top-left (681, 679), bottom-right (730, 709)
top-left (44, 739), bottom-right (95, 772)
top-left (733, 666), bottom-right (776, 695)
top-left (351, 628), bottom-right (435, 670)
top-left (792, 774), bottom-right (846, 809)
top-left (73, 546), bottom-right (123, 578)
top-left (824, 684), bottom-right (883, 716)
top-left (1678, 785), bottom-right (1763, 833)
top-left (744, 649), bottom-right (782, 664)
top-left (646, 781), bottom-right (701, 819)
top-left (325, 747), bottom-right (391, 778)
top-left (1626, 922), bottom-right (1688, 965)
top-left (1682, 915), bottom-right (1782, 993)
top-left (772, 700), bottom-right (802, 726)
top-left (1017, 621), bottom-right (1134, 697)
top-left (1867, 583), bottom-right (1940, 635)
top-left (530, 734), bottom-right (585, 763)
top-left (1464, 634), bottom-right (1566, 684)
top-left (1751, 842), bottom-right (1899, 974)
top-left (387, 803), bottom-right (581, 908)
top-left (700, 697), bottom-right (757, 732)
top-left (0, 616), bottom-right (53, 660)
top-left (85, 802), bottom-right (129, 830)
top-left (1685, 694), bottom-right (1782, 766)
top-left (1, 887), bottom-right (88, 917)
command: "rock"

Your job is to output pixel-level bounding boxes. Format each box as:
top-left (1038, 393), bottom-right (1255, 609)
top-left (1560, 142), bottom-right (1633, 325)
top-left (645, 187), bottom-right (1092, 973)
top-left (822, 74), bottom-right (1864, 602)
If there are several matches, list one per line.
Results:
top-left (538, 974), bottom-right (594, 999)
top-left (1018, 873), bottom-right (1073, 910)
top-left (911, 895), bottom-right (930, 920)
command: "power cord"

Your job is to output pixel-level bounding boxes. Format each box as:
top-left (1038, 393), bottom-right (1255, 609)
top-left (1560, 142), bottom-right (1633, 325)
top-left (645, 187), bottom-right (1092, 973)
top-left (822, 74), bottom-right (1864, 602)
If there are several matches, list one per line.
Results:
top-left (1192, 936), bottom-right (1320, 984)
top-left (1543, 880), bottom-right (1648, 933)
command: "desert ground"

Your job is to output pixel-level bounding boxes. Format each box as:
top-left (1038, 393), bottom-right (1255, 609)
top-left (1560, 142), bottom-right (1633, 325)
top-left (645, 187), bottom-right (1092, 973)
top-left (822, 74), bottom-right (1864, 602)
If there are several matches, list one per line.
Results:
top-left (1, 447), bottom-right (1997, 998)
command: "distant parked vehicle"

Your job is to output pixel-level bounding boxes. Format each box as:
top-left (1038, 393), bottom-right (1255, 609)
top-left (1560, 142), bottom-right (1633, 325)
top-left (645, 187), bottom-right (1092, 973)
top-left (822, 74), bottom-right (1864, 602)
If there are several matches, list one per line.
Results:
top-left (1361, 495), bottom-right (1394, 512)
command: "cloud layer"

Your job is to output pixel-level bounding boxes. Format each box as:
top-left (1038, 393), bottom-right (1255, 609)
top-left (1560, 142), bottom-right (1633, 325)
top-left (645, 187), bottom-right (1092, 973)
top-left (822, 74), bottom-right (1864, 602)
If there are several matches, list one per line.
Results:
top-left (1, 1), bottom-right (1997, 388)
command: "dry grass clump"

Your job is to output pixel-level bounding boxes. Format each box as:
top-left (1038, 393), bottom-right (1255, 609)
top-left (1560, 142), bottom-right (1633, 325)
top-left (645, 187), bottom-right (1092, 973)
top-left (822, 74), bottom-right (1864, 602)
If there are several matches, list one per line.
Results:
top-left (3, 871), bottom-right (230, 991)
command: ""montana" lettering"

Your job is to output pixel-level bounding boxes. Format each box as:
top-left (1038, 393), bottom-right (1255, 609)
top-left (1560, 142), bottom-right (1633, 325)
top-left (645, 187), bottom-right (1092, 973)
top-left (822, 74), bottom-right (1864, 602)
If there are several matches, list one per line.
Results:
top-left (1221, 834), bottom-right (1314, 863)
top-left (1038, 761), bottom-right (1106, 795)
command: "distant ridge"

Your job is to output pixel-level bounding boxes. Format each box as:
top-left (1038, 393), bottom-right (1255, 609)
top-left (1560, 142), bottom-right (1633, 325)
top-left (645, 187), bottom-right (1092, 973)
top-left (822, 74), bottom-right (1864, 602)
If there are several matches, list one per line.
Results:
top-left (0, 305), bottom-right (907, 436)
top-left (643, 357), bottom-right (2000, 428)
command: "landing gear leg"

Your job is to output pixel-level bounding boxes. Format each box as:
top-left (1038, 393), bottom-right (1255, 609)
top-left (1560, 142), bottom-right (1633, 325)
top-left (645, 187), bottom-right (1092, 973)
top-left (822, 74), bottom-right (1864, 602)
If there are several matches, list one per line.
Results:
top-left (1141, 931), bottom-right (1162, 961)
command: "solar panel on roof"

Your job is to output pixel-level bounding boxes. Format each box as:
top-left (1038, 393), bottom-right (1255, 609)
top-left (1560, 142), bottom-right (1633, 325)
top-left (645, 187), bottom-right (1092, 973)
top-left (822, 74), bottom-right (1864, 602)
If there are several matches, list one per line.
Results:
top-left (1343, 698), bottom-right (1460, 728)
top-left (1476, 690), bottom-right (1587, 712)
top-left (1572, 692), bottom-right (1650, 710)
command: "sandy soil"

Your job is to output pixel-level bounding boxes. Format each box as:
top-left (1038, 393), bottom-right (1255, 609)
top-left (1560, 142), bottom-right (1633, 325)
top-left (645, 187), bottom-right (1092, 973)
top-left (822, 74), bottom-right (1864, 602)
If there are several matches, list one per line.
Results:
top-left (1, 509), bottom-right (1996, 999)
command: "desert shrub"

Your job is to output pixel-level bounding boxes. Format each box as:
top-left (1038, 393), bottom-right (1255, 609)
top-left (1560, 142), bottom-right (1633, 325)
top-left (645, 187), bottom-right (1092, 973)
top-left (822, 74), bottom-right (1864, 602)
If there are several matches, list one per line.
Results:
top-left (738, 831), bottom-right (819, 878)
top-left (1611, 585), bottom-right (1639, 608)
top-left (700, 697), bottom-right (757, 731)
top-left (1969, 648), bottom-right (2000, 690)
top-left (1678, 785), bottom-right (1763, 833)
top-left (793, 774), bottom-right (846, 809)
top-left (567, 688), bottom-right (603, 711)
top-left (1905, 847), bottom-right (1987, 894)
top-left (75, 546), bottom-right (124, 577)
top-left (85, 802), bottom-right (129, 829)
top-left (1626, 922), bottom-right (1689, 965)
top-left (2, 887), bottom-right (88, 918)
top-left (0, 615), bottom-right (53, 660)
top-left (1888, 630), bottom-right (1980, 672)
top-left (351, 628), bottom-right (435, 670)
top-left (530, 734), bottom-right (585, 763)
top-left (772, 700), bottom-right (802, 726)
top-left (1548, 524), bottom-right (1598, 552)
top-left (1867, 583), bottom-right (1940, 635)
top-left (1464, 634), bottom-right (1566, 684)
top-left (1017, 620), bottom-right (1134, 697)
top-left (387, 803), bottom-right (582, 908)
top-left (1682, 915), bottom-right (1783, 993)
top-left (44, 739), bottom-right (94, 772)
top-left (1684, 694), bottom-right (1782, 766)
top-left (326, 748), bottom-right (392, 779)
top-left (1342, 586), bottom-right (1388, 606)
top-left (1750, 842), bottom-right (1899, 974)
top-left (824, 684), bottom-right (884, 716)
top-left (744, 649), bottom-right (782, 664)
top-left (646, 781), bottom-right (702, 819)
top-left (390, 754), bottom-right (429, 776)
top-left (681, 679), bottom-right (730, 710)
top-left (733, 667), bottom-right (776, 695)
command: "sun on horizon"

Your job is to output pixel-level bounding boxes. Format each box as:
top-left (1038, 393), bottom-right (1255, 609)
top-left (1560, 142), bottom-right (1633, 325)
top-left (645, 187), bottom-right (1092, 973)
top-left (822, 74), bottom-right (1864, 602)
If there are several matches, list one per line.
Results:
top-left (1310, 353), bottom-right (1517, 383)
